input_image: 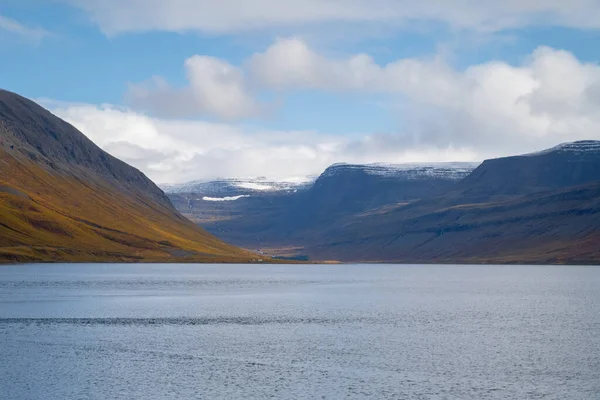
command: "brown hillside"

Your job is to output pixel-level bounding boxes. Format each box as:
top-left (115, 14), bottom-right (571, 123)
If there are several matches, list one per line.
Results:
top-left (0, 89), bottom-right (254, 263)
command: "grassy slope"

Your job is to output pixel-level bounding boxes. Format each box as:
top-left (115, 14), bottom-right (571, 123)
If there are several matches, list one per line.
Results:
top-left (195, 182), bottom-right (600, 264)
top-left (0, 150), bottom-right (255, 263)
top-left (302, 183), bottom-right (600, 264)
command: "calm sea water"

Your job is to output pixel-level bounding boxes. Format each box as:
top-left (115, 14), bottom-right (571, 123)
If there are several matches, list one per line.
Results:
top-left (1, 264), bottom-right (599, 399)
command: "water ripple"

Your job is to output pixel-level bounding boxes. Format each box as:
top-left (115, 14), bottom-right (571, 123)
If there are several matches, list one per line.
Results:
top-left (0, 316), bottom-right (370, 326)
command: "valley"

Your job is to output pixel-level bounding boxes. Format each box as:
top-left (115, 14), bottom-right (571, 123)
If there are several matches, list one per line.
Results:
top-left (1, 88), bottom-right (599, 265)
top-left (164, 142), bottom-right (600, 264)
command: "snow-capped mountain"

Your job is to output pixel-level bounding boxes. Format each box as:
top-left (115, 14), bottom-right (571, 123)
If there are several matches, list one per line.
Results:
top-left (161, 177), bottom-right (315, 196)
top-left (304, 161), bottom-right (480, 215)
top-left (525, 140), bottom-right (600, 157)
top-left (459, 140), bottom-right (600, 196)
top-left (160, 141), bottom-right (600, 264)
top-left (161, 162), bottom-right (478, 199)
top-left (320, 162), bottom-right (479, 180)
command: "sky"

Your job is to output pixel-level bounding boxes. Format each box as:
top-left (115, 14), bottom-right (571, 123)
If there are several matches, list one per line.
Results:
top-left (1, 1), bottom-right (600, 183)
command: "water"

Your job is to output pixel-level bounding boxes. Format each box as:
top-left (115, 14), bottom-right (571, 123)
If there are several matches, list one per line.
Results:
top-left (1, 264), bottom-right (599, 399)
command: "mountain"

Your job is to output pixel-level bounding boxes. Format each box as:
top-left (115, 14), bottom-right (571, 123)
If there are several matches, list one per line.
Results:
top-left (166, 143), bottom-right (600, 264)
top-left (457, 141), bottom-right (600, 198)
top-left (0, 89), bottom-right (254, 263)
top-left (303, 162), bottom-right (477, 217)
top-left (166, 162), bottom-right (478, 255)
top-left (162, 177), bottom-right (313, 196)
top-left (302, 181), bottom-right (600, 264)
top-left (299, 142), bottom-right (600, 263)
top-left (163, 177), bottom-right (312, 229)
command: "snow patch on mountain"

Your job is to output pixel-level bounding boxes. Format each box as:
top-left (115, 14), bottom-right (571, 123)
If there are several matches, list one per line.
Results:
top-left (161, 177), bottom-right (315, 195)
top-left (236, 182), bottom-right (275, 191)
top-left (161, 163), bottom-right (482, 194)
top-left (202, 195), bottom-right (250, 202)
top-left (322, 162), bottom-right (480, 180)
top-left (524, 140), bottom-right (600, 157)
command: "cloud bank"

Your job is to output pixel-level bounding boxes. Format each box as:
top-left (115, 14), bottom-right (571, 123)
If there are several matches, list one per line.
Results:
top-left (40, 35), bottom-right (600, 184)
top-left (121, 39), bottom-right (600, 165)
top-left (47, 100), bottom-right (479, 184)
top-left (68, 0), bottom-right (600, 35)
top-left (247, 40), bottom-right (600, 152)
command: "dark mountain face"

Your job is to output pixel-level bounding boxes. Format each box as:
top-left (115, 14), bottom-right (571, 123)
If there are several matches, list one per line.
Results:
top-left (458, 141), bottom-right (600, 198)
top-left (167, 141), bottom-right (600, 264)
top-left (305, 181), bottom-right (600, 264)
top-left (298, 141), bottom-right (600, 263)
top-left (306, 163), bottom-right (477, 216)
top-left (0, 89), bottom-right (252, 263)
top-left (0, 89), bottom-right (172, 209)
top-left (167, 163), bottom-right (478, 253)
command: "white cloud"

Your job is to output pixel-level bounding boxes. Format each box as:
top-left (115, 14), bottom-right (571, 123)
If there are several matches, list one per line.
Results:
top-left (43, 41), bottom-right (600, 184)
top-left (0, 14), bottom-right (49, 42)
top-left (127, 56), bottom-right (263, 120)
top-left (248, 38), bottom-right (459, 99)
top-left (67, 0), bottom-right (600, 35)
top-left (423, 46), bottom-right (600, 151)
top-left (248, 39), bottom-right (600, 152)
top-left (125, 38), bottom-right (600, 130)
top-left (46, 101), bottom-right (479, 184)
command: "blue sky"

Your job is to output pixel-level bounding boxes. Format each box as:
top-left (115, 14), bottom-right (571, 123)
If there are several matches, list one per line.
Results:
top-left (1, 1), bottom-right (600, 182)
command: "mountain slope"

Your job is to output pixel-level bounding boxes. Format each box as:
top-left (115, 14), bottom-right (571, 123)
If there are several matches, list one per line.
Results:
top-left (299, 143), bottom-right (600, 263)
top-left (303, 181), bottom-right (600, 264)
top-left (0, 89), bottom-right (254, 263)
top-left (166, 143), bottom-right (600, 264)
top-left (171, 163), bottom-right (478, 253)
top-left (457, 141), bottom-right (600, 199)
top-left (303, 162), bottom-right (477, 217)
top-left (164, 177), bottom-right (312, 228)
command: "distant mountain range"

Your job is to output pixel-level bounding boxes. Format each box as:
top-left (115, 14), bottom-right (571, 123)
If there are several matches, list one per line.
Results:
top-left (166, 143), bottom-right (600, 264)
top-left (2, 88), bottom-right (598, 265)
top-left (162, 177), bottom-right (313, 196)
top-left (0, 89), bottom-right (254, 263)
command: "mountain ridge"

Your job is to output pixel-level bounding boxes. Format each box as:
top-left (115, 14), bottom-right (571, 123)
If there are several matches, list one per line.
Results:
top-left (166, 141), bottom-right (600, 264)
top-left (457, 140), bottom-right (600, 198)
top-left (0, 90), bottom-right (173, 208)
top-left (320, 162), bottom-right (479, 180)
top-left (169, 162), bottom-right (480, 253)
